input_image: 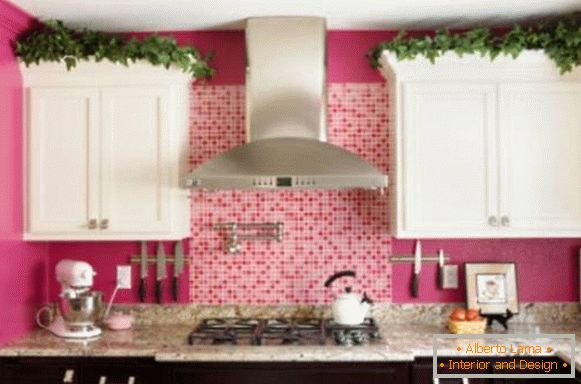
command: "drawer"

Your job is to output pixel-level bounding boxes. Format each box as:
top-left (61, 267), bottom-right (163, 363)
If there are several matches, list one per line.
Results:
top-left (80, 360), bottom-right (161, 384)
top-left (1, 358), bottom-right (79, 384)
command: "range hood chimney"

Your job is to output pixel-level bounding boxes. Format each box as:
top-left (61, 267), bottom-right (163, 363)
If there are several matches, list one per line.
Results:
top-left (187, 16), bottom-right (388, 190)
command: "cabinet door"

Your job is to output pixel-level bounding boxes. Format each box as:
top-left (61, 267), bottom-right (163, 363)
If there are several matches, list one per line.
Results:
top-left (414, 358), bottom-right (490, 384)
top-left (172, 363), bottom-right (409, 384)
top-left (498, 83), bottom-right (581, 236)
top-left (400, 83), bottom-right (498, 237)
top-left (489, 355), bottom-right (581, 383)
top-left (27, 87), bottom-right (100, 236)
top-left (100, 87), bottom-right (172, 235)
top-left (2, 359), bottom-right (78, 384)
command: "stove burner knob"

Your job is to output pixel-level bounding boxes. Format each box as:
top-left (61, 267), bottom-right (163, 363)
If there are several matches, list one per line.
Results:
top-left (351, 331), bottom-right (368, 345)
top-left (342, 334), bottom-right (354, 346)
top-left (333, 331), bottom-right (348, 346)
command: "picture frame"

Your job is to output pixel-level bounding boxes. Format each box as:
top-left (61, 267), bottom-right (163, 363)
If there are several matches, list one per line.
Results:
top-left (465, 263), bottom-right (518, 315)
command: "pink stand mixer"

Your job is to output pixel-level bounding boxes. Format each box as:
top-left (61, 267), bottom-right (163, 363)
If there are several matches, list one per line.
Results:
top-left (36, 260), bottom-right (103, 339)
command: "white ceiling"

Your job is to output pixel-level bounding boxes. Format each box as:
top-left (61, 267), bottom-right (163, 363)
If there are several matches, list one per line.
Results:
top-left (10, 0), bottom-right (581, 31)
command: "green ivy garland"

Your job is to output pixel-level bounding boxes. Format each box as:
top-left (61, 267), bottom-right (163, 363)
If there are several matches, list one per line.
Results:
top-left (368, 14), bottom-right (580, 74)
top-left (15, 20), bottom-right (215, 79)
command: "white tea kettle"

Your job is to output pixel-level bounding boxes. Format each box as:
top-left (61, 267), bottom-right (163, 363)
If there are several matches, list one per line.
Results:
top-left (324, 270), bottom-right (373, 325)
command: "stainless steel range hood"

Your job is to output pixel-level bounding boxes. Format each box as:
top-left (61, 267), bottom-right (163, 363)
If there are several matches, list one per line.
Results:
top-left (187, 16), bottom-right (388, 190)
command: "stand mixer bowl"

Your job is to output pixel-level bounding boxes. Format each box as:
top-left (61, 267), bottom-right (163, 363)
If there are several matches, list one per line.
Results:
top-left (58, 291), bottom-right (103, 327)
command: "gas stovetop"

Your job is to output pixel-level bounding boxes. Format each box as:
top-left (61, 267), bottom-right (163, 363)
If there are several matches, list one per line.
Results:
top-left (187, 318), bottom-right (381, 346)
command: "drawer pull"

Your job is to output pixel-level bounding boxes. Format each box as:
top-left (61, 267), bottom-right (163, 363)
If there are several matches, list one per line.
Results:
top-left (100, 219), bottom-right (109, 230)
top-left (98, 376), bottom-right (135, 384)
top-left (63, 369), bottom-right (75, 383)
top-left (433, 376), bottom-right (468, 383)
top-left (88, 219), bottom-right (98, 229)
top-left (488, 216), bottom-right (498, 227)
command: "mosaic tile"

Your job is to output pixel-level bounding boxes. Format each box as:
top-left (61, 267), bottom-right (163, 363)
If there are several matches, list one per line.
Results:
top-left (189, 84), bottom-right (391, 304)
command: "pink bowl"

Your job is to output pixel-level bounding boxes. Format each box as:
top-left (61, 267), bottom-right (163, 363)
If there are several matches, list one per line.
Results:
top-left (104, 313), bottom-right (134, 331)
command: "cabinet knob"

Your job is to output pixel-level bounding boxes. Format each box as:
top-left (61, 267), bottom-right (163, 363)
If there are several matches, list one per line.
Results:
top-left (62, 369), bottom-right (75, 383)
top-left (100, 219), bottom-right (109, 230)
top-left (487, 216), bottom-right (498, 227)
top-left (88, 219), bottom-right (98, 230)
top-left (501, 216), bottom-right (510, 227)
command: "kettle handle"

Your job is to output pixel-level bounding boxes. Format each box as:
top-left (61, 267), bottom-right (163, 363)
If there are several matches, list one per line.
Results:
top-left (35, 306), bottom-right (52, 330)
top-left (324, 270), bottom-right (356, 287)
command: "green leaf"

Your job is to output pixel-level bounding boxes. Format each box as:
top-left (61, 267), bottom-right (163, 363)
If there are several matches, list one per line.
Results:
top-left (64, 56), bottom-right (76, 70)
top-left (14, 19), bottom-right (214, 79)
top-left (368, 13), bottom-right (580, 74)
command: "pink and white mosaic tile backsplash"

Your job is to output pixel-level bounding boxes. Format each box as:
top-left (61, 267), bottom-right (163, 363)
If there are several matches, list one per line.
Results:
top-left (189, 83), bottom-right (392, 304)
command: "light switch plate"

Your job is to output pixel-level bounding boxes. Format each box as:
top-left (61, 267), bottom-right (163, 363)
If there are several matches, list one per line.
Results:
top-left (442, 264), bottom-right (459, 289)
top-left (117, 265), bottom-right (132, 289)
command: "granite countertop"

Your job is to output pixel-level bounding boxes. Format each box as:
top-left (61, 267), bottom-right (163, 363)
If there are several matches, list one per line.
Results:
top-left (1, 322), bottom-right (579, 371)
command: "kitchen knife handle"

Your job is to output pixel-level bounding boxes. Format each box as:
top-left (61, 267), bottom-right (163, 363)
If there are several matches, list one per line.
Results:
top-left (155, 280), bottom-right (162, 304)
top-left (172, 277), bottom-right (179, 302)
top-left (139, 278), bottom-right (146, 303)
top-left (411, 273), bottom-right (419, 297)
top-left (438, 267), bottom-right (445, 289)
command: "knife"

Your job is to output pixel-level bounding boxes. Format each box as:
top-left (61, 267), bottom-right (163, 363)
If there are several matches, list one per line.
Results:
top-left (438, 249), bottom-right (445, 289)
top-left (139, 241), bottom-right (148, 302)
top-left (155, 243), bottom-right (167, 304)
top-left (172, 241), bottom-right (184, 302)
top-left (411, 240), bottom-right (422, 297)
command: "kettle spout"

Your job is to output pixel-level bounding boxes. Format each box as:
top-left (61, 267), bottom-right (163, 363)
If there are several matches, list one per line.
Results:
top-left (360, 292), bottom-right (373, 305)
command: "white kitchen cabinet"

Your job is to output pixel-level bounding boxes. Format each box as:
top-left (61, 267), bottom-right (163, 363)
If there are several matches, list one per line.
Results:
top-left (23, 61), bottom-right (191, 240)
top-left (498, 82), bottom-right (581, 235)
top-left (28, 87), bottom-right (100, 235)
top-left (400, 82), bottom-right (498, 236)
top-left (380, 51), bottom-right (581, 238)
top-left (100, 87), bottom-right (173, 235)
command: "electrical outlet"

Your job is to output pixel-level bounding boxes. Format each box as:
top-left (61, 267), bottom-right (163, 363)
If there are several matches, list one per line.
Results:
top-left (117, 265), bottom-right (132, 289)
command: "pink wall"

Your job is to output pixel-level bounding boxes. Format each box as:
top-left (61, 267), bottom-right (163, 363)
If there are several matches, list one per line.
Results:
top-left (0, 0), bottom-right (48, 345)
top-left (47, 29), bottom-right (580, 304)
top-left (130, 30), bottom-right (397, 84)
top-left (392, 239), bottom-right (580, 303)
top-left (48, 241), bottom-right (190, 304)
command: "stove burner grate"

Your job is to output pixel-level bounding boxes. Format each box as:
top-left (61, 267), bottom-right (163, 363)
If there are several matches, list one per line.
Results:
top-left (187, 317), bottom-right (381, 346)
top-left (188, 318), bottom-right (262, 346)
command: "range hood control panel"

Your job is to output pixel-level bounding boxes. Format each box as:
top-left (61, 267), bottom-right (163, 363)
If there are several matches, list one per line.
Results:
top-left (251, 177), bottom-right (317, 188)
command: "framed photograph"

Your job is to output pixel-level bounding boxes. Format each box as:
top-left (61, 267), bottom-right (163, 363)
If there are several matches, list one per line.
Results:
top-left (465, 263), bottom-right (518, 315)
